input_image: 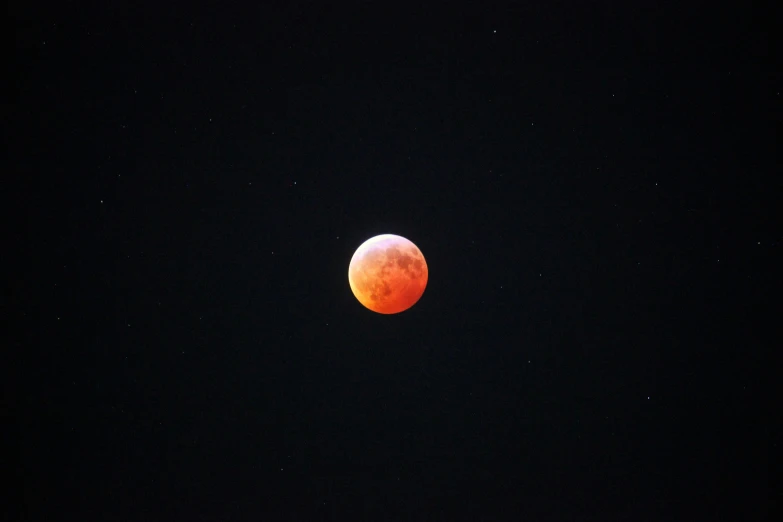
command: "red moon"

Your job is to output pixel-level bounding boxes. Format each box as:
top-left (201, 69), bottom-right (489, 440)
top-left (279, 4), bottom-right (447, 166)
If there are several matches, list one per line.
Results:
top-left (348, 234), bottom-right (428, 314)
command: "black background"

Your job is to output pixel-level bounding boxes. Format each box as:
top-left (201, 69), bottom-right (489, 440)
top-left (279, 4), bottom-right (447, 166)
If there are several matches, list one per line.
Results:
top-left (8, 1), bottom-right (778, 520)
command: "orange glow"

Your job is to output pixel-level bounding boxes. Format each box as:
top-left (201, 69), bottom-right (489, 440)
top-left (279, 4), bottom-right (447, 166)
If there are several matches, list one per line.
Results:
top-left (348, 234), bottom-right (428, 314)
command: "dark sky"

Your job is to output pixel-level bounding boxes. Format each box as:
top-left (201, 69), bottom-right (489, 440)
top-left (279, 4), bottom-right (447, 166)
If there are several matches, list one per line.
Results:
top-left (9, 1), bottom-right (777, 520)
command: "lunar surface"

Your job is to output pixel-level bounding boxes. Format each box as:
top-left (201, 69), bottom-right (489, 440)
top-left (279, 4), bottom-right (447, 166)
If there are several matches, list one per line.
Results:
top-left (348, 234), bottom-right (428, 314)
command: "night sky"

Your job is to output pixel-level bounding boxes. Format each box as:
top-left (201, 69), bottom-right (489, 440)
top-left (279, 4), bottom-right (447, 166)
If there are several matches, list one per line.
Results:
top-left (9, 1), bottom-right (777, 520)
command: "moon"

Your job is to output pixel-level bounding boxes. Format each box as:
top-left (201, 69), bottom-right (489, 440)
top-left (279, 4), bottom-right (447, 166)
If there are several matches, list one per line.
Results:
top-left (348, 234), bottom-right (428, 314)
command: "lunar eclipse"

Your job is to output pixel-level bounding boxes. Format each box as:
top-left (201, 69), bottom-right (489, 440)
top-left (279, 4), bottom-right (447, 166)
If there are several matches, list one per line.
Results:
top-left (348, 234), bottom-right (428, 314)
